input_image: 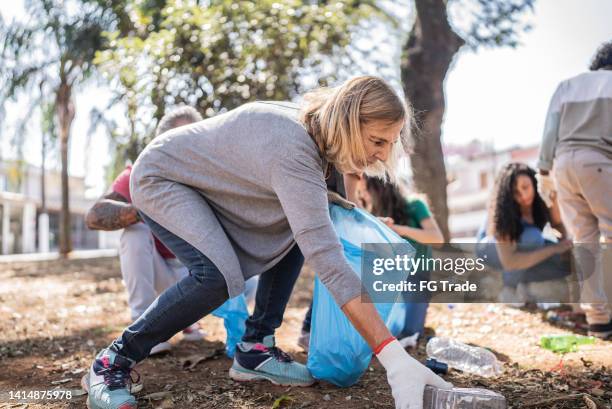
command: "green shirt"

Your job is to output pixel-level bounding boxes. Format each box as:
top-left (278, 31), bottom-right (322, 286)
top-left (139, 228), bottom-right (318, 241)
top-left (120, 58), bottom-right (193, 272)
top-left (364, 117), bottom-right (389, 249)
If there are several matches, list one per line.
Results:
top-left (402, 198), bottom-right (433, 269)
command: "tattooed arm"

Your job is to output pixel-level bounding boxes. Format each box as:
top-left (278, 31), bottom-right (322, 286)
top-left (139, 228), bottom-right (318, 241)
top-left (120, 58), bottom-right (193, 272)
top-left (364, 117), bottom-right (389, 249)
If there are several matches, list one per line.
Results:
top-left (85, 191), bottom-right (141, 231)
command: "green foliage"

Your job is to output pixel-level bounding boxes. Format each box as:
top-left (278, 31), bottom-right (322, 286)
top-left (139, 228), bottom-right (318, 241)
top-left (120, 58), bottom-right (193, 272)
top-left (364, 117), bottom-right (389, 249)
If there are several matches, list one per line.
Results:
top-left (0, 0), bottom-right (117, 160)
top-left (94, 0), bottom-right (379, 167)
top-left (80, 0), bottom-right (136, 36)
top-left (447, 0), bottom-right (535, 49)
top-left (41, 101), bottom-right (58, 143)
top-left (5, 159), bottom-right (27, 192)
top-left (271, 394), bottom-right (294, 408)
top-left (0, 0), bottom-right (110, 100)
top-left (0, 0), bottom-right (119, 254)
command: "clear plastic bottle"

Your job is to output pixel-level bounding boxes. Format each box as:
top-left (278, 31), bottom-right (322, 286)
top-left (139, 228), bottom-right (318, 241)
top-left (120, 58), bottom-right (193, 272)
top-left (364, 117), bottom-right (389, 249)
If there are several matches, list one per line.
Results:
top-left (426, 337), bottom-right (503, 377)
top-left (423, 385), bottom-right (507, 409)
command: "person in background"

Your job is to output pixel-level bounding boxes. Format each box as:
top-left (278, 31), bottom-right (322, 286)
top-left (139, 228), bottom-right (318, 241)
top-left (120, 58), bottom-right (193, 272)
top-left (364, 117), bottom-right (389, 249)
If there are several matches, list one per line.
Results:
top-left (477, 163), bottom-right (573, 304)
top-left (537, 40), bottom-right (612, 339)
top-left (361, 177), bottom-right (443, 246)
top-left (85, 107), bottom-right (208, 355)
top-left (360, 176), bottom-right (443, 337)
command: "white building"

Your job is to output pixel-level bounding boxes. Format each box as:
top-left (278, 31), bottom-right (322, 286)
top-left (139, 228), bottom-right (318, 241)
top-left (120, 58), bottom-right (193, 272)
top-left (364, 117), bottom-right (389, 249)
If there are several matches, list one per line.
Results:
top-left (0, 161), bottom-right (109, 254)
top-left (446, 143), bottom-right (539, 240)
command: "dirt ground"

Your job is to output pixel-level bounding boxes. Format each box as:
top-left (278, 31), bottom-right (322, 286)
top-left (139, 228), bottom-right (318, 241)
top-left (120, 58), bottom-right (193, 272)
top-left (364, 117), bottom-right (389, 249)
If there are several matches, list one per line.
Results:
top-left (0, 257), bottom-right (610, 409)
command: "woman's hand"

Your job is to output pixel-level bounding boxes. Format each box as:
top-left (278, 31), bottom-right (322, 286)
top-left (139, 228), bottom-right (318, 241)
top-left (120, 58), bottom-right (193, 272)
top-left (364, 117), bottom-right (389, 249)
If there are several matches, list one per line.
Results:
top-left (378, 217), bottom-right (395, 228)
top-left (554, 239), bottom-right (573, 254)
top-left (341, 298), bottom-right (451, 409)
top-left (327, 191), bottom-right (356, 210)
top-left (377, 340), bottom-right (453, 409)
top-left (378, 217), bottom-right (445, 245)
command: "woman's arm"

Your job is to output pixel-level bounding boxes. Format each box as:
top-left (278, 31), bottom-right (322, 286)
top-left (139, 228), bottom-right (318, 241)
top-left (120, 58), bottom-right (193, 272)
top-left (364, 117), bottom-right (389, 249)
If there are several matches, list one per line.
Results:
top-left (386, 217), bottom-right (444, 244)
top-left (548, 191), bottom-right (567, 237)
top-left (341, 295), bottom-right (392, 349)
top-left (343, 294), bottom-right (452, 409)
top-left (495, 236), bottom-right (572, 270)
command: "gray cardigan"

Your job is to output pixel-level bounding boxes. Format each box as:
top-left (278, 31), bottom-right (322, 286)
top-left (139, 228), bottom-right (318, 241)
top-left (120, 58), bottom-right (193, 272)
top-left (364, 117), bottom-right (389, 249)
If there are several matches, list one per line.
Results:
top-left (130, 101), bottom-right (362, 306)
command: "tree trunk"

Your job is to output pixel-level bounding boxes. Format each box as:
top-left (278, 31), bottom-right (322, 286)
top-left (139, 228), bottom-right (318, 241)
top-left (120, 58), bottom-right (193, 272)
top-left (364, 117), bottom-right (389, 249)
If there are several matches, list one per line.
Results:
top-left (401, 0), bottom-right (464, 241)
top-left (41, 130), bottom-right (46, 213)
top-left (38, 126), bottom-right (50, 253)
top-left (55, 80), bottom-right (75, 257)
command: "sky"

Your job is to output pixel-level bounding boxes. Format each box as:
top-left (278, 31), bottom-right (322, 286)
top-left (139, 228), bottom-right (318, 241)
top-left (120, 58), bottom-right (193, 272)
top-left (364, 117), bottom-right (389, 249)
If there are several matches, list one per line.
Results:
top-left (1, 0), bottom-right (612, 197)
top-left (443, 0), bottom-right (612, 150)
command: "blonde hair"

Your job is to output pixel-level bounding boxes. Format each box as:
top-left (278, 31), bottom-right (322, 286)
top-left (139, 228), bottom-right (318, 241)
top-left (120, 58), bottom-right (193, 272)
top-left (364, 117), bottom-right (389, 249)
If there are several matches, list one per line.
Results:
top-left (300, 76), bottom-right (411, 181)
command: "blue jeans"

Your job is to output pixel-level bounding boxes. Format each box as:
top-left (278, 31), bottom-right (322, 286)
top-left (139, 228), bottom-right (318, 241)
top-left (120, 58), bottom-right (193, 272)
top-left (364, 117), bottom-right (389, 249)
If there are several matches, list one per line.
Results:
top-left (476, 224), bottom-right (571, 288)
top-left (110, 212), bottom-right (304, 362)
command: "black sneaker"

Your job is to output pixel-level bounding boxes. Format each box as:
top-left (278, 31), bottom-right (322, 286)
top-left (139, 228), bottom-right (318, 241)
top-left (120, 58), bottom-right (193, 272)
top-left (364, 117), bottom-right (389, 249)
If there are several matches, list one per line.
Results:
top-left (588, 320), bottom-right (612, 340)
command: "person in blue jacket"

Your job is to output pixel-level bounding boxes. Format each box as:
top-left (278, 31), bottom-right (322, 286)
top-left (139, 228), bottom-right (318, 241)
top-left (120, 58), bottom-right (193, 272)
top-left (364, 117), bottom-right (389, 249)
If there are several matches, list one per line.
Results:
top-left (476, 163), bottom-right (573, 303)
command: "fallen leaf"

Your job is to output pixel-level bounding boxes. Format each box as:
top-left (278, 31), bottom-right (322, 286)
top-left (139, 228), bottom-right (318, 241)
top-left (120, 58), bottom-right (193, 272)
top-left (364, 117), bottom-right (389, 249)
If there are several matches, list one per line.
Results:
top-left (155, 397), bottom-right (174, 409)
top-left (142, 391), bottom-right (172, 401)
top-left (583, 395), bottom-right (597, 409)
top-left (181, 350), bottom-right (222, 370)
top-left (51, 378), bottom-right (72, 385)
top-left (272, 394), bottom-right (293, 408)
top-left (70, 389), bottom-right (87, 397)
top-left (589, 388), bottom-right (605, 397)
top-left (131, 382), bottom-right (144, 394)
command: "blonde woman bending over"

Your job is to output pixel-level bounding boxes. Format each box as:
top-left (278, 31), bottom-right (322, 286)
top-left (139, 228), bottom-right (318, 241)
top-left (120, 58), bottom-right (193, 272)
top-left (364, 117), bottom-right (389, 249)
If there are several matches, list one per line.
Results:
top-left (84, 76), bottom-right (451, 409)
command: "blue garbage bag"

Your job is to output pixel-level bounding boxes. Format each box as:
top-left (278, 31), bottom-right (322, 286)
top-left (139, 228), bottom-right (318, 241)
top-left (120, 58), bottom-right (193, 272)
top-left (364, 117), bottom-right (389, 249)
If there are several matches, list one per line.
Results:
top-left (212, 294), bottom-right (249, 358)
top-left (307, 205), bottom-right (416, 387)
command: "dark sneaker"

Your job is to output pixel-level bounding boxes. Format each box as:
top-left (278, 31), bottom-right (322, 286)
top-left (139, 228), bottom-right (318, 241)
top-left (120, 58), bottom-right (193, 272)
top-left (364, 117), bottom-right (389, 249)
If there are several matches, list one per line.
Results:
top-left (229, 335), bottom-right (314, 387)
top-left (85, 348), bottom-right (139, 409)
top-left (588, 320), bottom-right (612, 340)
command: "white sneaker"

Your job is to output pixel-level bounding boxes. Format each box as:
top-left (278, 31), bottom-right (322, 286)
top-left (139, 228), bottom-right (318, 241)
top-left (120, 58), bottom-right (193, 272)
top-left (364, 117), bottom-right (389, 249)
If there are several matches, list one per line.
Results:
top-left (182, 323), bottom-right (208, 342)
top-left (149, 341), bottom-right (172, 356)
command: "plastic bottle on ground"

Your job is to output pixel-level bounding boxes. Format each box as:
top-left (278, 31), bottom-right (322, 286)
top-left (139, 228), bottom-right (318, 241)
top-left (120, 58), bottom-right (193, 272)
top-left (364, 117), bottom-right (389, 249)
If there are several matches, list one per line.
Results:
top-left (426, 337), bottom-right (503, 378)
top-left (423, 385), bottom-right (507, 409)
